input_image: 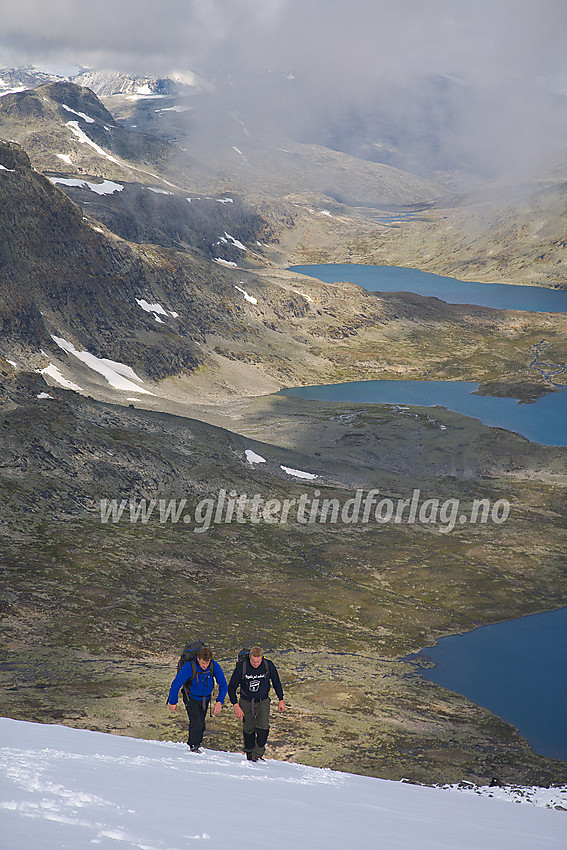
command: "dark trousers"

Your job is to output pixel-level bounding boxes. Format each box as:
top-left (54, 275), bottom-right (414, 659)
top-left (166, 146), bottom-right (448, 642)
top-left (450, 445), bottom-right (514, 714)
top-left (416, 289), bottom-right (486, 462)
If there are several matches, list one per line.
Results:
top-left (183, 693), bottom-right (210, 747)
top-left (240, 697), bottom-right (270, 758)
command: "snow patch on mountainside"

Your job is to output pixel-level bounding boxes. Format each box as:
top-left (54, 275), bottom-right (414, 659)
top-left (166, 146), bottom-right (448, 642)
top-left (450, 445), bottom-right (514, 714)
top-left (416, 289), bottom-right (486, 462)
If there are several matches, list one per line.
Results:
top-left (280, 465), bottom-right (317, 479)
top-left (65, 121), bottom-right (119, 164)
top-left (245, 449), bottom-right (267, 464)
top-left (291, 289), bottom-right (314, 303)
top-left (136, 299), bottom-right (179, 320)
top-left (0, 86), bottom-right (26, 97)
top-left (39, 362), bottom-right (83, 392)
top-left (51, 336), bottom-right (154, 395)
top-left (0, 719), bottom-right (565, 850)
top-left (61, 103), bottom-right (95, 123)
top-left (224, 232), bottom-right (247, 251)
top-left (49, 177), bottom-right (123, 195)
top-left (214, 258), bottom-right (238, 268)
top-left (234, 285), bottom-right (257, 304)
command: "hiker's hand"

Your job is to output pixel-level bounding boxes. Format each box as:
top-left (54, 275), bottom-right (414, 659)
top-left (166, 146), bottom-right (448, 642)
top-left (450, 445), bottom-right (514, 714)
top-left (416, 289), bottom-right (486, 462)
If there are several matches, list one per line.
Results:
top-left (234, 704), bottom-right (245, 719)
top-left (168, 703), bottom-right (177, 713)
top-left (278, 700), bottom-right (286, 712)
top-left (213, 702), bottom-right (222, 716)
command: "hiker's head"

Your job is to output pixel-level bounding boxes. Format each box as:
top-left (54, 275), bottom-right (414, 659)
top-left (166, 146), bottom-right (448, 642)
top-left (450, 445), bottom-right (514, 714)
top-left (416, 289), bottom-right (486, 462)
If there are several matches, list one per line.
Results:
top-left (249, 646), bottom-right (263, 668)
top-left (197, 647), bottom-right (213, 669)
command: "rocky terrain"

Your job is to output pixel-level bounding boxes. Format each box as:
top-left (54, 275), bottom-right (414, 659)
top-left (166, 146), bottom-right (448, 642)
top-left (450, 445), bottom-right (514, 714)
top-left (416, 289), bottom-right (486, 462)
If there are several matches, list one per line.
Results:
top-left (0, 72), bottom-right (566, 787)
top-left (1, 362), bottom-right (567, 784)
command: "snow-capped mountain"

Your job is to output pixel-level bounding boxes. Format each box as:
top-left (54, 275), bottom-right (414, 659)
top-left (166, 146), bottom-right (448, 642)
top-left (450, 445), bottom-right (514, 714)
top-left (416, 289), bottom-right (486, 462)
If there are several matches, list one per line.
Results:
top-left (72, 68), bottom-right (207, 98)
top-left (0, 66), bottom-right (65, 96)
top-left (1, 719), bottom-right (565, 850)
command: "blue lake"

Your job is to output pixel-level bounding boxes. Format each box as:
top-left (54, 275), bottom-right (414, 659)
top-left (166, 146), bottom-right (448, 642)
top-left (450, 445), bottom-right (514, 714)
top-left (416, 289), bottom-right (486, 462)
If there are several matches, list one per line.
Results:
top-left (280, 380), bottom-right (567, 447)
top-left (282, 263), bottom-right (567, 762)
top-left (404, 607), bottom-right (567, 761)
top-left (290, 263), bottom-right (567, 313)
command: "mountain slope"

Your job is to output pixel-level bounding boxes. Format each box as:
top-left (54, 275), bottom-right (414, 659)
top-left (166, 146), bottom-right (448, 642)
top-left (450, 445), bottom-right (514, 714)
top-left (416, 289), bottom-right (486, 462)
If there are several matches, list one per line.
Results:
top-left (1, 358), bottom-right (567, 783)
top-left (0, 77), bottom-right (447, 209)
top-left (0, 81), bottom-right (209, 189)
top-left (3, 136), bottom-right (567, 408)
top-left (1, 719), bottom-right (565, 850)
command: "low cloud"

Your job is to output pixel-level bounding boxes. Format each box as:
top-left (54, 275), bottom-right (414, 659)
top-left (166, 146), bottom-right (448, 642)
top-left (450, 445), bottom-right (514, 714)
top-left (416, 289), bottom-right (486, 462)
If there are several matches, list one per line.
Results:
top-left (2, 1), bottom-right (567, 177)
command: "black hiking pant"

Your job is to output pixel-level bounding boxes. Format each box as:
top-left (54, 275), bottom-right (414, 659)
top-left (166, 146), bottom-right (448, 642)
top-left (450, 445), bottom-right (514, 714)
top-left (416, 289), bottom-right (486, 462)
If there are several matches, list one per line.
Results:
top-left (240, 697), bottom-right (270, 758)
top-left (183, 693), bottom-right (210, 747)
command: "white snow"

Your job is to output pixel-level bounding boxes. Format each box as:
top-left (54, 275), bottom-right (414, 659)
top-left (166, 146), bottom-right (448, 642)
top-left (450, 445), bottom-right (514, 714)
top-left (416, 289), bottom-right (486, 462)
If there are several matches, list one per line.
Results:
top-left (214, 258), bottom-right (238, 268)
top-left (245, 449), bottom-right (267, 464)
top-left (65, 121), bottom-right (119, 164)
top-left (39, 363), bottom-right (83, 392)
top-left (135, 299), bottom-right (169, 317)
top-left (155, 105), bottom-right (193, 113)
top-left (440, 782), bottom-right (567, 810)
top-left (36, 392), bottom-right (53, 399)
top-left (49, 177), bottom-right (124, 195)
top-left (127, 93), bottom-right (165, 101)
top-left (234, 285), bottom-right (257, 304)
top-left (0, 719), bottom-right (565, 850)
top-left (5, 359), bottom-right (17, 367)
top-left (224, 232), bottom-right (247, 251)
top-left (291, 289), bottom-right (314, 303)
top-left (216, 197), bottom-right (233, 204)
top-left (0, 86), bottom-right (26, 97)
top-left (280, 465), bottom-right (317, 479)
top-left (136, 84), bottom-right (153, 95)
top-left (61, 104), bottom-right (95, 123)
top-left (56, 153), bottom-right (72, 165)
top-left (147, 187), bottom-right (172, 195)
top-left (51, 336), bottom-right (154, 395)
top-left (0, 164), bottom-right (15, 172)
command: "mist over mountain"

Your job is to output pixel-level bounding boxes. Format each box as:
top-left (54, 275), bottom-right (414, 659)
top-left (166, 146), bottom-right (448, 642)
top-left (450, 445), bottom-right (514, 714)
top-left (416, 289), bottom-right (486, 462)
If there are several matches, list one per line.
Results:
top-left (2, 1), bottom-right (567, 182)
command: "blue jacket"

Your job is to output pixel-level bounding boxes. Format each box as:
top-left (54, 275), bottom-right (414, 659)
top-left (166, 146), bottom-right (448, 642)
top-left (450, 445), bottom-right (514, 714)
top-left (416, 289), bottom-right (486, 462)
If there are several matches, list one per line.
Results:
top-left (168, 659), bottom-right (228, 705)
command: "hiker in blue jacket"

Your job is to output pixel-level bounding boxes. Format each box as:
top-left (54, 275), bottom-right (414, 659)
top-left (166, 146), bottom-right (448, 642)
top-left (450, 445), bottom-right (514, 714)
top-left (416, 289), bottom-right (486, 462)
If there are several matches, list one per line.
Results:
top-left (168, 647), bottom-right (228, 752)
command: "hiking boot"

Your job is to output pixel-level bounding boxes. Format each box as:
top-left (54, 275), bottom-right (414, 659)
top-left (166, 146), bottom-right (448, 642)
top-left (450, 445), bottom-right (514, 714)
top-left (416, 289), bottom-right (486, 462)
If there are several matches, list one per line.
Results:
top-left (189, 745), bottom-right (202, 753)
top-left (246, 752), bottom-right (255, 760)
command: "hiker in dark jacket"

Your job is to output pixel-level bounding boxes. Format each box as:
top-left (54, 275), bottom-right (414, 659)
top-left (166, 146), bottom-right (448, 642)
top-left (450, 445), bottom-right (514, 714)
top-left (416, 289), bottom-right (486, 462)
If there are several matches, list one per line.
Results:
top-left (168, 647), bottom-right (228, 752)
top-left (228, 646), bottom-right (285, 761)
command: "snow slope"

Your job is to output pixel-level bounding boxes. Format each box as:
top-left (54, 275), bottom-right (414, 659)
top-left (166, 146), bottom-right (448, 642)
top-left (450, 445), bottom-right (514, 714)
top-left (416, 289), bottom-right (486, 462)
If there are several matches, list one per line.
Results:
top-left (0, 719), bottom-right (565, 850)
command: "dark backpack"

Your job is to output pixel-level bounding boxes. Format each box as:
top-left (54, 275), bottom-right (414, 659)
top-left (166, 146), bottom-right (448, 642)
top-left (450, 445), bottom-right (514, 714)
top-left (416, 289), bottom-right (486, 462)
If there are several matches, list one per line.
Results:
top-left (178, 640), bottom-right (213, 696)
top-left (238, 648), bottom-right (269, 681)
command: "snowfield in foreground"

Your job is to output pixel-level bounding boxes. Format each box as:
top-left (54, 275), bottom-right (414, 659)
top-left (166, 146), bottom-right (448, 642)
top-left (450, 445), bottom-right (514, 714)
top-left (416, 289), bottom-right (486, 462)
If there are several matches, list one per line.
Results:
top-left (0, 719), bottom-right (565, 850)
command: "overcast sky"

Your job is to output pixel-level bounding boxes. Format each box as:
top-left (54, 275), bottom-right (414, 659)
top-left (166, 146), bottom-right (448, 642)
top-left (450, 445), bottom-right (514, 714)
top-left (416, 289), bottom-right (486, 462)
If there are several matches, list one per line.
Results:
top-left (2, 1), bottom-right (567, 177)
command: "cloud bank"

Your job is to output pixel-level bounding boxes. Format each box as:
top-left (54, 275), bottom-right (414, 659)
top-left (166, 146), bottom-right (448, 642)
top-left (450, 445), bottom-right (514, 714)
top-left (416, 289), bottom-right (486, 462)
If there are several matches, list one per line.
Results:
top-left (2, 1), bottom-right (567, 177)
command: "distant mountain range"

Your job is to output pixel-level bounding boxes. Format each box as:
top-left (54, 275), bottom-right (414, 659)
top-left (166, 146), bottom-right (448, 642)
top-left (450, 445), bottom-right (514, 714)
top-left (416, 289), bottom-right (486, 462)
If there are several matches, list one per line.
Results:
top-left (0, 66), bottom-right (205, 98)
